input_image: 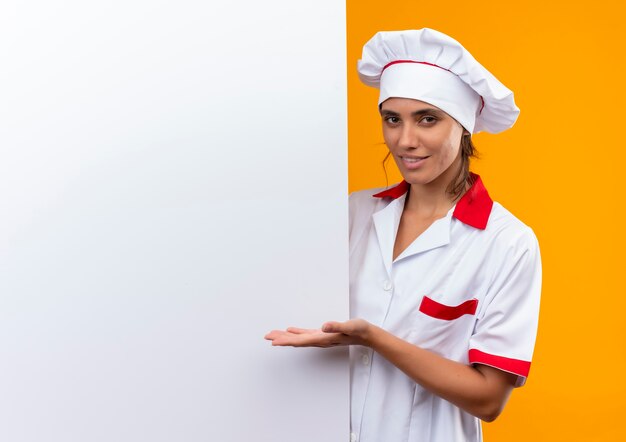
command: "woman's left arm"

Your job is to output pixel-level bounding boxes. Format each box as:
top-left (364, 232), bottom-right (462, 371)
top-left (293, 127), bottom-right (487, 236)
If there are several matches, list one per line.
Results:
top-left (264, 318), bottom-right (517, 422)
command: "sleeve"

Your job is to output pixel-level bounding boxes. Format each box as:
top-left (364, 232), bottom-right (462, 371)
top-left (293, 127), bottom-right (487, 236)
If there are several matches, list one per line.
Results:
top-left (468, 227), bottom-right (542, 387)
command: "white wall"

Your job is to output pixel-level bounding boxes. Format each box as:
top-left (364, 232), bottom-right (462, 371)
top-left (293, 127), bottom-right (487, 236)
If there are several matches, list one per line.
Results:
top-left (0, 1), bottom-right (348, 441)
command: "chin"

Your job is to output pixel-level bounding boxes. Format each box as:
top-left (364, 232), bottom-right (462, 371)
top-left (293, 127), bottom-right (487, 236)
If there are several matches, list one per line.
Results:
top-left (401, 171), bottom-right (435, 185)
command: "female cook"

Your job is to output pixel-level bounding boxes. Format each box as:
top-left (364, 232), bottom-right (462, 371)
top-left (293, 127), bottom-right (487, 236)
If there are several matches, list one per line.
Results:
top-left (265, 28), bottom-right (541, 442)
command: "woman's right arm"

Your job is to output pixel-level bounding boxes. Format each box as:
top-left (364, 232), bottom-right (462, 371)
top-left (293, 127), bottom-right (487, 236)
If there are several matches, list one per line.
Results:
top-left (265, 319), bottom-right (517, 422)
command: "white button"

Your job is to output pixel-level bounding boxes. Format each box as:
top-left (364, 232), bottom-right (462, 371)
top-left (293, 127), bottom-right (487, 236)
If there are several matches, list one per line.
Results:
top-left (383, 280), bottom-right (393, 291)
top-left (361, 354), bottom-right (370, 366)
top-left (350, 432), bottom-right (357, 442)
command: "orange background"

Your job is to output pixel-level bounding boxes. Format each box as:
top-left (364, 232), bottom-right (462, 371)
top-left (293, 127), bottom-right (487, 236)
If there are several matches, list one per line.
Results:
top-left (346, 1), bottom-right (625, 440)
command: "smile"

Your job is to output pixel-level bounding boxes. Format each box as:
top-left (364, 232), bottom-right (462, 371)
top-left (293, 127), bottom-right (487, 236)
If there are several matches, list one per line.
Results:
top-left (400, 156), bottom-right (429, 169)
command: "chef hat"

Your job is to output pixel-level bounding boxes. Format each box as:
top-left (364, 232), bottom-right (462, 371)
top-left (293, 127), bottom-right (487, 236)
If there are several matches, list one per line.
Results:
top-left (357, 28), bottom-right (519, 133)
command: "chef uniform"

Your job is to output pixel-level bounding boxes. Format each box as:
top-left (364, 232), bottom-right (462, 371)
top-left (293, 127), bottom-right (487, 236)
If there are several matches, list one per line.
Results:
top-left (349, 29), bottom-right (542, 442)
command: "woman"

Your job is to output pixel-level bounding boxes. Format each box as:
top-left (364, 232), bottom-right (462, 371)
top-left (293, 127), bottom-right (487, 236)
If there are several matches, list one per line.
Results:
top-left (265, 28), bottom-right (541, 442)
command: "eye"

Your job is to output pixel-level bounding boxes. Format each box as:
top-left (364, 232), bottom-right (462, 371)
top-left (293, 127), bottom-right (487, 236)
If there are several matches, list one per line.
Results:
top-left (383, 116), bottom-right (401, 125)
top-left (419, 115), bottom-right (438, 125)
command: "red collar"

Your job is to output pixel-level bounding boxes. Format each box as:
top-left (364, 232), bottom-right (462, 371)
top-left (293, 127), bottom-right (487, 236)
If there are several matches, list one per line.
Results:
top-left (372, 173), bottom-right (493, 230)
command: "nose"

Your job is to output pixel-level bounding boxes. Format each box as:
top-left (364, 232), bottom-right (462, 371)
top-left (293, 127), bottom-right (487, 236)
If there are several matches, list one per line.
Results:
top-left (398, 123), bottom-right (418, 149)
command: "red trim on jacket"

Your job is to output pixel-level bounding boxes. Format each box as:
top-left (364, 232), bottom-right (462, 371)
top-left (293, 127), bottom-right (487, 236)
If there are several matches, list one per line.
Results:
top-left (372, 180), bottom-right (409, 200)
top-left (419, 296), bottom-right (478, 320)
top-left (468, 349), bottom-right (531, 378)
top-left (452, 174), bottom-right (493, 229)
top-left (372, 173), bottom-right (493, 230)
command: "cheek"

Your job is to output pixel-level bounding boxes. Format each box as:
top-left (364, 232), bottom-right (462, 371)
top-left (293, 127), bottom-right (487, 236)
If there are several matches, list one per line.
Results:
top-left (444, 129), bottom-right (463, 154)
top-left (428, 132), bottom-right (458, 157)
top-left (445, 138), bottom-right (461, 159)
top-left (431, 135), bottom-right (462, 168)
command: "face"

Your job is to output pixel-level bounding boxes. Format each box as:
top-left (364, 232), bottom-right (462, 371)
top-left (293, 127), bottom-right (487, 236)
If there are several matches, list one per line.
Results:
top-left (380, 97), bottom-right (466, 188)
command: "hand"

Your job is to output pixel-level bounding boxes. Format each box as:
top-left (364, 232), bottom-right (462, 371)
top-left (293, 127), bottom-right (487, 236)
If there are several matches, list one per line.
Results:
top-left (264, 319), bottom-right (373, 348)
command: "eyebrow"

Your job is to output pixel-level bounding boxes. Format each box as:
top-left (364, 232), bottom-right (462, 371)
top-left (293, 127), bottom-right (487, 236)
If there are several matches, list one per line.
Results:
top-left (380, 108), bottom-right (445, 118)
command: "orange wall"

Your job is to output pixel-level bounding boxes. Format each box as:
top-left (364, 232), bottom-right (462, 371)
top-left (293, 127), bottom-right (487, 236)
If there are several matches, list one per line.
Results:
top-left (347, 1), bottom-right (626, 440)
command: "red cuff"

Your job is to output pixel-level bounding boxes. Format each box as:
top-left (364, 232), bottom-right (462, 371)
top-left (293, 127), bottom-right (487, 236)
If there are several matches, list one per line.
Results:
top-left (468, 349), bottom-right (531, 378)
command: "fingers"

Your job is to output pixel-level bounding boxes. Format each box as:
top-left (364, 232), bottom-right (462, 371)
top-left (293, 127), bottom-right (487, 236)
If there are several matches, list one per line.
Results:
top-left (265, 328), bottom-right (316, 342)
top-left (264, 330), bottom-right (284, 340)
top-left (264, 328), bottom-right (346, 348)
top-left (264, 328), bottom-right (318, 346)
top-left (286, 327), bottom-right (319, 334)
top-left (264, 330), bottom-right (297, 346)
top-left (321, 321), bottom-right (347, 333)
top-left (321, 319), bottom-right (372, 345)
top-left (321, 322), bottom-right (337, 333)
top-left (265, 320), bottom-right (364, 347)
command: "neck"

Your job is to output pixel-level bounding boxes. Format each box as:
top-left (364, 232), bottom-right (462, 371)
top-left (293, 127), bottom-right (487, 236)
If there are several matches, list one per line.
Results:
top-left (404, 160), bottom-right (465, 217)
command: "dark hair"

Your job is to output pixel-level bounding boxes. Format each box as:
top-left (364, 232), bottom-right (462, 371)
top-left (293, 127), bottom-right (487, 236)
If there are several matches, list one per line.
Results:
top-left (447, 134), bottom-right (478, 200)
top-left (382, 134), bottom-right (478, 201)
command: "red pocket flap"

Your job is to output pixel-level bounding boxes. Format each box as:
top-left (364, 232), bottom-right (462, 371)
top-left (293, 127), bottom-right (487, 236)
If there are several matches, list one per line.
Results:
top-left (419, 296), bottom-right (478, 320)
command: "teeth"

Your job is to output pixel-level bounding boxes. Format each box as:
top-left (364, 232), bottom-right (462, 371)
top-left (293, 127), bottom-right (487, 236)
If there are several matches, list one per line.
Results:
top-left (402, 157), bottom-right (424, 163)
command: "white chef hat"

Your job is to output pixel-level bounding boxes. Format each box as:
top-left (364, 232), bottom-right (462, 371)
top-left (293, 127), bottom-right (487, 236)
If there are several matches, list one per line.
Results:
top-left (357, 28), bottom-right (519, 133)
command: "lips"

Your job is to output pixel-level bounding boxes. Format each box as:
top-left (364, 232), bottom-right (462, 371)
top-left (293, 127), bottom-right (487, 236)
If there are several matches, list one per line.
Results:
top-left (400, 155), bottom-right (429, 170)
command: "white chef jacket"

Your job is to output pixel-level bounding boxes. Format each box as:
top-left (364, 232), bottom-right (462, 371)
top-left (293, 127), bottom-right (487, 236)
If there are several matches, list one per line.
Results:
top-left (349, 174), bottom-right (541, 442)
